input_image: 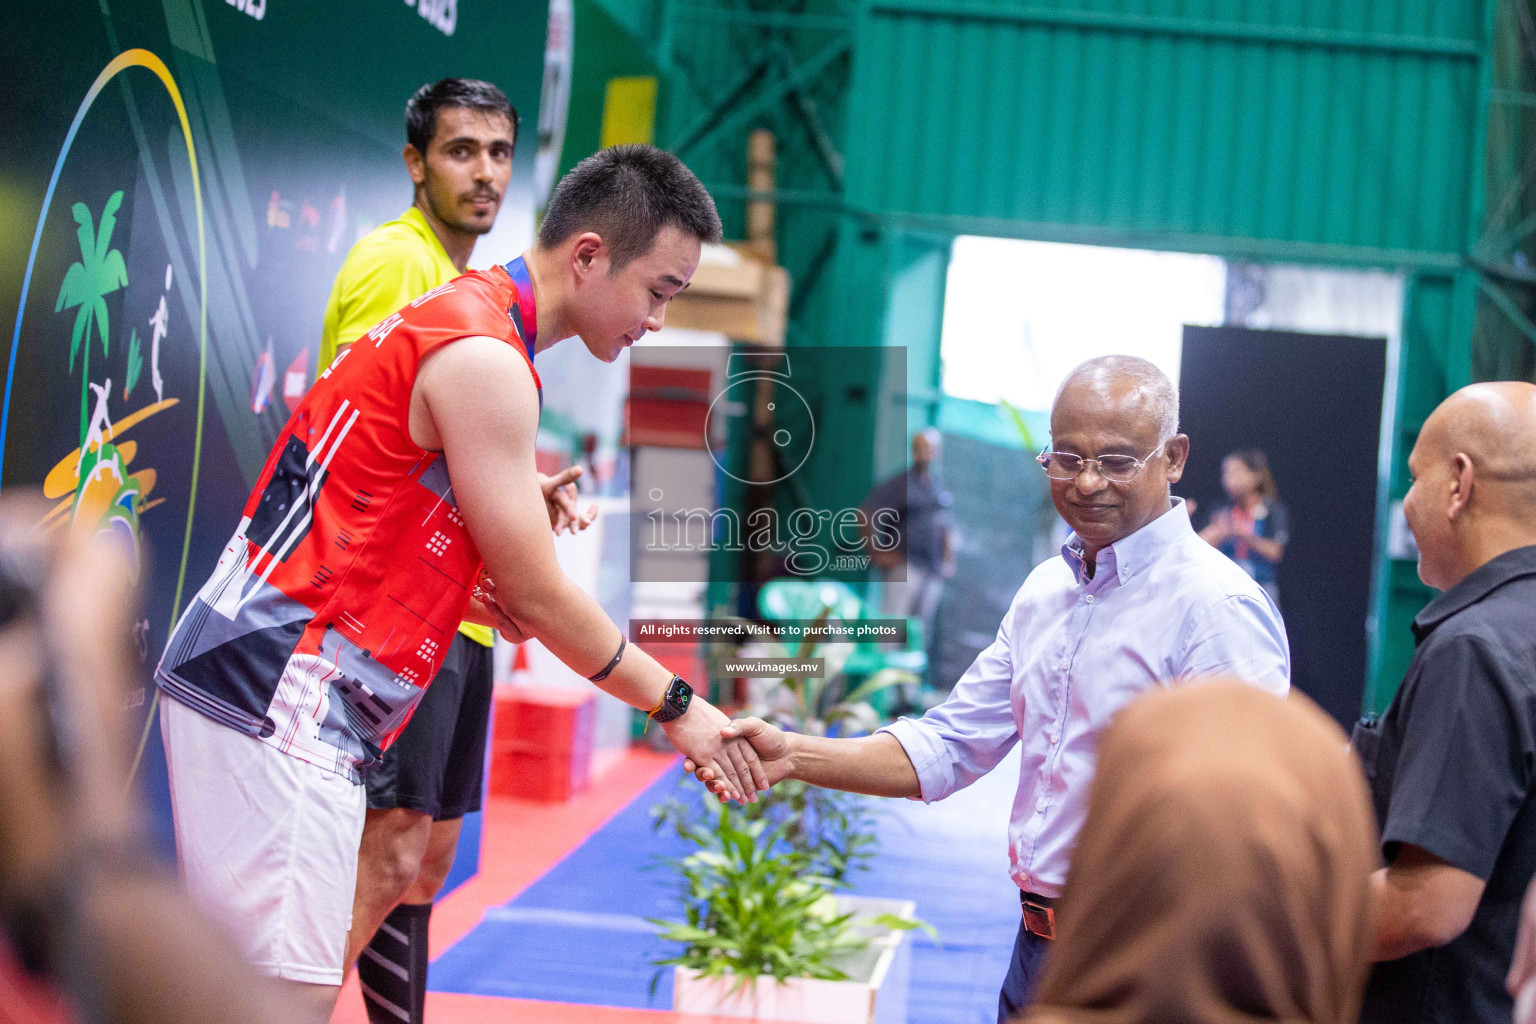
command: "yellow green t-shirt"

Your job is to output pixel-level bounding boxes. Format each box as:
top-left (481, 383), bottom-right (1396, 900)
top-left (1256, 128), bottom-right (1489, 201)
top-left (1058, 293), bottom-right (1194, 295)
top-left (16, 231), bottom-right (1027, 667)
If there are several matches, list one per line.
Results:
top-left (319, 206), bottom-right (494, 648)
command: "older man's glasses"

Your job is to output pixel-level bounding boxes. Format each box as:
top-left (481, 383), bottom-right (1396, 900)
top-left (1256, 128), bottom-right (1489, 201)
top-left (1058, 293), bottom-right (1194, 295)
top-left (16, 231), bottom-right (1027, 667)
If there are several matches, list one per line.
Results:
top-left (1036, 441), bottom-right (1168, 483)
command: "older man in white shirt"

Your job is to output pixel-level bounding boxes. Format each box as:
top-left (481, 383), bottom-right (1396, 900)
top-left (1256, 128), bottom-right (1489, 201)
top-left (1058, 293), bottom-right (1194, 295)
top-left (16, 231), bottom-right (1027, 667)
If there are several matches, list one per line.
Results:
top-left (692, 354), bottom-right (1290, 1021)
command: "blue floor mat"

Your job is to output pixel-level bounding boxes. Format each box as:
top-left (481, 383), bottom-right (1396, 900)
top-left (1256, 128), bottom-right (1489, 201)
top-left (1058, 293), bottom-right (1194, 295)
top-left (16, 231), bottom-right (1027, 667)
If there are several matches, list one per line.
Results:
top-left (431, 749), bottom-right (1022, 1024)
top-left (438, 809), bottom-right (482, 901)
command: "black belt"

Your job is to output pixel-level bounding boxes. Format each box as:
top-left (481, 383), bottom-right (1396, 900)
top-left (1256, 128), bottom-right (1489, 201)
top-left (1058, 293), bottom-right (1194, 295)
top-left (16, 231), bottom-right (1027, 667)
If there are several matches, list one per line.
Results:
top-left (1019, 890), bottom-right (1056, 940)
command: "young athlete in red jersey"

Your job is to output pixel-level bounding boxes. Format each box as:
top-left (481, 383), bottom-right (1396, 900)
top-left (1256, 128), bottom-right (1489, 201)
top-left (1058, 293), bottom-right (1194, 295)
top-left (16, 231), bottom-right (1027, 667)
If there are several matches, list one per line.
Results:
top-left (156, 145), bottom-right (765, 1019)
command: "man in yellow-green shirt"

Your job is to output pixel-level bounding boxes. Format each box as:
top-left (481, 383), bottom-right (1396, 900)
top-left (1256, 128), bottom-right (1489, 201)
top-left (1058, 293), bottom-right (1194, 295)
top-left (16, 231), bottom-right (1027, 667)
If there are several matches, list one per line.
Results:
top-left (319, 205), bottom-right (461, 374)
top-left (320, 78), bottom-right (554, 1024)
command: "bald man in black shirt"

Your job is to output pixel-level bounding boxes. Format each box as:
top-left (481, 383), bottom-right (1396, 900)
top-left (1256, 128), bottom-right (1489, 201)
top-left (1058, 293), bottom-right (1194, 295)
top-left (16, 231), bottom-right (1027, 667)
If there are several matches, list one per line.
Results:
top-left (1355, 381), bottom-right (1536, 1024)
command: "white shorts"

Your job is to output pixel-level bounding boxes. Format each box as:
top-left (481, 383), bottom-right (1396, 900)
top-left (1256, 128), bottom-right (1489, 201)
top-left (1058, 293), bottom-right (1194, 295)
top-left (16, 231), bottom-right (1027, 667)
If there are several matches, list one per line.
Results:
top-left (160, 695), bottom-right (367, 985)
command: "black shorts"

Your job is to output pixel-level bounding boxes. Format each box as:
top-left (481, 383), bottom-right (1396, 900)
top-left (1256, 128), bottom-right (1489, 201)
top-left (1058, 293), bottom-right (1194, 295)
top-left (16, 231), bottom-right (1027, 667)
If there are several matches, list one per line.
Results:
top-left (365, 631), bottom-right (493, 820)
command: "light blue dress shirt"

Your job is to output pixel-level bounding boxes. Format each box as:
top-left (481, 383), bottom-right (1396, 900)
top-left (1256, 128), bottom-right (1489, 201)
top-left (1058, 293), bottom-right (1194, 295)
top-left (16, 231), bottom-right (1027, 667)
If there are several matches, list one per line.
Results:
top-left (880, 498), bottom-right (1290, 897)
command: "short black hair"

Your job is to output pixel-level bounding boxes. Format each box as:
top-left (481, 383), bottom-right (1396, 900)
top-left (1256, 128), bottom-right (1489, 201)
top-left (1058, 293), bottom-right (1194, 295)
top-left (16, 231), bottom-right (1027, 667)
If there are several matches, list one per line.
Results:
top-left (405, 78), bottom-right (518, 154)
top-left (538, 145), bottom-right (723, 269)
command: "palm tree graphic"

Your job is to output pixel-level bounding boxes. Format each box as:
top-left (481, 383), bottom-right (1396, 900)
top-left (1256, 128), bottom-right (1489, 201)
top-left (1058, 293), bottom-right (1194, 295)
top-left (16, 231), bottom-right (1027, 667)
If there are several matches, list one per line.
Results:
top-left (54, 190), bottom-right (128, 448)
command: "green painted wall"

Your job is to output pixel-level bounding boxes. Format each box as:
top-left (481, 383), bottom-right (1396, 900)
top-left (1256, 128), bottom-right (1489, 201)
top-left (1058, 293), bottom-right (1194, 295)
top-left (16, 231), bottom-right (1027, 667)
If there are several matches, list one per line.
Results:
top-left (591, 0), bottom-right (664, 43)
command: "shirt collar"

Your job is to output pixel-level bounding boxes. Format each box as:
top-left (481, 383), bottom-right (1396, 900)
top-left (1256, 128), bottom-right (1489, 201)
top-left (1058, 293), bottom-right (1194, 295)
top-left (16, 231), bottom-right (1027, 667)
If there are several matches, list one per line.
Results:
top-left (501, 256), bottom-right (539, 363)
top-left (1062, 498), bottom-right (1193, 587)
top-left (1412, 544), bottom-right (1536, 641)
top-left (400, 206), bottom-right (454, 265)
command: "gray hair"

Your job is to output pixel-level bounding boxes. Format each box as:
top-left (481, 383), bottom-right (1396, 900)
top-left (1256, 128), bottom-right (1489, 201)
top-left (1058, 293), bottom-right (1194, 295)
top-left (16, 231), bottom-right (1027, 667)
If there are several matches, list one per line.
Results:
top-left (1054, 355), bottom-right (1180, 441)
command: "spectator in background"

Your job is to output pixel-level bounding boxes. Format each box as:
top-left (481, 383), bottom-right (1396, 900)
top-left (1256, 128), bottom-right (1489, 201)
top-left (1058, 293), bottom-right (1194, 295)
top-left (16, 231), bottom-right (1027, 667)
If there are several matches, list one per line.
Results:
top-left (1198, 448), bottom-right (1288, 607)
top-left (1354, 381), bottom-right (1536, 1024)
top-left (1022, 682), bottom-right (1377, 1024)
top-left (861, 428), bottom-right (955, 689)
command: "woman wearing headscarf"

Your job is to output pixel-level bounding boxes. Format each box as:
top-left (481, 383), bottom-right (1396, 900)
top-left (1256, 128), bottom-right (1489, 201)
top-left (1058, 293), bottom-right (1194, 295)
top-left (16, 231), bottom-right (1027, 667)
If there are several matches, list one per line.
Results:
top-left (1021, 682), bottom-right (1378, 1024)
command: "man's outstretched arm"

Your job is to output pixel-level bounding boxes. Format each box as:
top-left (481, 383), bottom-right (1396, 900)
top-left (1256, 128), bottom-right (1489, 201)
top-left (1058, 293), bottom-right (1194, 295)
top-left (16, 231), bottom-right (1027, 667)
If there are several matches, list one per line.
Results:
top-left (416, 337), bottom-right (765, 802)
top-left (693, 598), bottom-right (1024, 801)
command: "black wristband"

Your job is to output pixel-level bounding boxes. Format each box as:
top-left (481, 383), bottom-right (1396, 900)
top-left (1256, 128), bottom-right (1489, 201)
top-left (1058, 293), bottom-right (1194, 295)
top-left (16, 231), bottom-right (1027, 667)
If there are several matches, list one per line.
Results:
top-left (588, 636), bottom-right (626, 682)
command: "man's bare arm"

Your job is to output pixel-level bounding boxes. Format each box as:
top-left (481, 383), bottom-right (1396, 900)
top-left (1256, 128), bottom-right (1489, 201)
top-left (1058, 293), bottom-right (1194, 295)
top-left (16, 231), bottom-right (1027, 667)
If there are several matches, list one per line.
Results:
top-left (1372, 843), bottom-right (1485, 961)
top-left (784, 732), bottom-right (922, 798)
top-left (415, 338), bottom-right (765, 800)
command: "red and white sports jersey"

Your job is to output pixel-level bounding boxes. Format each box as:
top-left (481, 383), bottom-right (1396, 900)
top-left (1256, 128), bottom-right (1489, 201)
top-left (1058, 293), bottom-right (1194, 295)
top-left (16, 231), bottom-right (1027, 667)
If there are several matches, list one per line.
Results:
top-left (157, 260), bottom-right (540, 781)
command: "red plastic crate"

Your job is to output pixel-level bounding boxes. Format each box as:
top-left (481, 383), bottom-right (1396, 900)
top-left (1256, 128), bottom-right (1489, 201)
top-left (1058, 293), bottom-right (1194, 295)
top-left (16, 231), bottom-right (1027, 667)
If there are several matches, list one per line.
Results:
top-left (490, 686), bottom-right (596, 802)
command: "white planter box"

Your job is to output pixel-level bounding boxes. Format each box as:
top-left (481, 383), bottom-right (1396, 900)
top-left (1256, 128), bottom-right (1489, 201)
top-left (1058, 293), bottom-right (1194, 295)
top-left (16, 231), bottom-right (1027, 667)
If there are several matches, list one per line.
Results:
top-left (672, 896), bottom-right (916, 1024)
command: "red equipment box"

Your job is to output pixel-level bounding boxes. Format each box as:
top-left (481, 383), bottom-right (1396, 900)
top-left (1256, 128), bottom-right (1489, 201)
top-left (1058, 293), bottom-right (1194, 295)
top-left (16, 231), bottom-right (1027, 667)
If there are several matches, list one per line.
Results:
top-left (489, 685), bottom-right (596, 802)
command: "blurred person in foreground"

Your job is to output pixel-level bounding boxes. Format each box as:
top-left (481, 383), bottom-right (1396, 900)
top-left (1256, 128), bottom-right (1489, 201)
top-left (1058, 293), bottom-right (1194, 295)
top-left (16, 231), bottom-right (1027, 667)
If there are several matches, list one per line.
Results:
top-left (154, 145), bottom-right (765, 1021)
top-left (316, 76), bottom-right (593, 1024)
top-left (0, 498), bottom-right (302, 1024)
top-left (1354, 381), bottom-right (1536, 1024)
top-left (1021, 682), bottom-right (1377, 1024)
top-left (694, 355), bottom-right (1291, 1019)
top-left (1198, 448), bottom-right (1289, 607)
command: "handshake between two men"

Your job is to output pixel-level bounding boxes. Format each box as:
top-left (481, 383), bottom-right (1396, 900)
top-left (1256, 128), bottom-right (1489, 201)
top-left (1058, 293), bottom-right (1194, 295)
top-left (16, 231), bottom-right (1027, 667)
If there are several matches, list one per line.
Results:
top-left (687, 719), bottom-right (924, 803)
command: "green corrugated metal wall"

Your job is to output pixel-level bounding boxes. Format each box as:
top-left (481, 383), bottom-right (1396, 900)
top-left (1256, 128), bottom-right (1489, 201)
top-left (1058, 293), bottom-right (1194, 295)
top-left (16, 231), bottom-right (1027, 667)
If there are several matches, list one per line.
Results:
top-left (846, 1), bottom-right (1483, 266)
top-left (659, 2), bottom-right (854, 240)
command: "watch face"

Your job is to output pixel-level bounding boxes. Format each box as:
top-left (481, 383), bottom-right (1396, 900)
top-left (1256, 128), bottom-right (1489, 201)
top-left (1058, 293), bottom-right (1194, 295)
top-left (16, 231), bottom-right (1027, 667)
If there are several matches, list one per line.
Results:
top-left (670, 681), bottom-right (692, 711)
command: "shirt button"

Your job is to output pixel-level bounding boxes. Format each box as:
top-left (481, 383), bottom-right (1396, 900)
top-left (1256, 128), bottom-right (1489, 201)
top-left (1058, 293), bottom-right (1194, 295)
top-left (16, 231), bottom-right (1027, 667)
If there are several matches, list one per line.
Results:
top-left (1037, 797), bottom-right (1048, 811)
top-left (1085, 594), bottom-right (1095, 604)
top-left (1046, 730), bottom-right (1058, 744)
top-left (1060, 661), bottom-right (1070, 672)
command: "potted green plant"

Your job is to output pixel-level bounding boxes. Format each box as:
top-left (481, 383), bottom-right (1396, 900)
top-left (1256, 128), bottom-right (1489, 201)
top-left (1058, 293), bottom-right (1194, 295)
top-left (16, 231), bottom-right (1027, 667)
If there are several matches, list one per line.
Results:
top-left (651, 596), bottom-right (932, 1018)
top-left (651, 804), bottom-right (927, 1023)
top-left (653, 772), bottom-right (879, 901)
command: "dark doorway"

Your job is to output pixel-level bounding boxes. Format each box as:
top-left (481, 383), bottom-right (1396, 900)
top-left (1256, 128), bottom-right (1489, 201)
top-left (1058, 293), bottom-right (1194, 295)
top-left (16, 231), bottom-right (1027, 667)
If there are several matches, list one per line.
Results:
top-left (1179, 326), bottom-right (1386, 729)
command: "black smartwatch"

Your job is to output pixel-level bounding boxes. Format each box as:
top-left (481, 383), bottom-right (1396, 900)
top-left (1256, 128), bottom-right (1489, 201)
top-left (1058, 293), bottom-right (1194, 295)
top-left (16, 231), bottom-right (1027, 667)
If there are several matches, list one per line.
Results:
top-left (649, 675), bottom-right (693, 724)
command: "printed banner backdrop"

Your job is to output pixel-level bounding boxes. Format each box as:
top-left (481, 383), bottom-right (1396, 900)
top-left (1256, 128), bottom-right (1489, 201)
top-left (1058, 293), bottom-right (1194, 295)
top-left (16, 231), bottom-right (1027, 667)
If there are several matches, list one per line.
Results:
top-left (0, 0), bottom-right (547, 850)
